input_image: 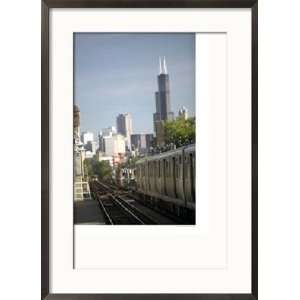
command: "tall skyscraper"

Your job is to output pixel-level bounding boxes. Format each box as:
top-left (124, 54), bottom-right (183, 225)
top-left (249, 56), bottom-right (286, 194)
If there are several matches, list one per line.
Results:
top-left (116, 113), bottom-right (133, 150)
top-left (153, 57), bottom-right (174, 145)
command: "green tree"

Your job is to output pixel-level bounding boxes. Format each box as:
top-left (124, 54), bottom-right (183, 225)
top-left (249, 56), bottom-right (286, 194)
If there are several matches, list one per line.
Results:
top-left (164, 117), bottom-right (195, 148)
top-left (94, 161), bottom-right (112, 181)
top-left (84, 158), bottom-right (94, 178)
top-left (84, 157), bottom-right (112, 181)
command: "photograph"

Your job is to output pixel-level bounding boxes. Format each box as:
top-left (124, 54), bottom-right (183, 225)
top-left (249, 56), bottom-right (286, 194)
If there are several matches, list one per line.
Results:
top-left (73, 33), bottom-right (196, 225)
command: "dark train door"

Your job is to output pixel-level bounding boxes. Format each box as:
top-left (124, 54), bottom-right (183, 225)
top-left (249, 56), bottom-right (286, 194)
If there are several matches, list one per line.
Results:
top-left (172, 156), bottom-right (177, 198)
top-left (163, 159), bottom-right (167, 195)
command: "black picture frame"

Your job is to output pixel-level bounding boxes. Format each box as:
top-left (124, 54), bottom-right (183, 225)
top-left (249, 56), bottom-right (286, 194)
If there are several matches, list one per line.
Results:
top-left (41, 0), bottom-right (258, 299)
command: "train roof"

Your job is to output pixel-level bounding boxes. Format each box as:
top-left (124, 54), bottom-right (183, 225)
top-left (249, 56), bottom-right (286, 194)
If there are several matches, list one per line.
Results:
top-left (135, 144), bottom-right (195, 165)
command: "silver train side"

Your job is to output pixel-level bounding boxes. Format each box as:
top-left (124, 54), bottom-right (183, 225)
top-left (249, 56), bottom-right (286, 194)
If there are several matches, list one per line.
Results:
top-left (135, 144), bottom-right (195, 213)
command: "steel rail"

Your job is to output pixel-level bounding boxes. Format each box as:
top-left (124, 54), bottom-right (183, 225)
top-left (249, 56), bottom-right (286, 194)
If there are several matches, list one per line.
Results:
top-left (91, 181), bottom-right (146, 224)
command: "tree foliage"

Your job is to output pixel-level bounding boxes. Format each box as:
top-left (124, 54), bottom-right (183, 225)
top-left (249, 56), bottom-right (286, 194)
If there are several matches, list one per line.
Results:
top-left (164, 117), bottom-right (195, 148)
top-left (84, 157), bottom-right (112, 181)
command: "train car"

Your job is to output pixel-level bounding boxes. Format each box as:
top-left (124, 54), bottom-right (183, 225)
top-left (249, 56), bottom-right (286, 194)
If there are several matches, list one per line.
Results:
top-left (135, 144), bottom-right (195, 217)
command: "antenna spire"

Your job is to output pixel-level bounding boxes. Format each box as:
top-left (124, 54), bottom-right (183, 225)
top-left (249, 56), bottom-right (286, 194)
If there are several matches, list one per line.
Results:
top-left (159, 57), bottom-right (162, 74)
top-left (163, 56), bottom-right (168, 74)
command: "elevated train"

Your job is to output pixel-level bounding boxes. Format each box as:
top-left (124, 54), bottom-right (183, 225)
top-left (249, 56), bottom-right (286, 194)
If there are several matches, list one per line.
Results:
top-left (135, 144), bottom-right (195, 219)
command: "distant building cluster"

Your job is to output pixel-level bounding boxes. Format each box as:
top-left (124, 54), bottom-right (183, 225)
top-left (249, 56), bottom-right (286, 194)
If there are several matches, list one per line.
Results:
top-left (96, 113), bottom-right (153, 168)
top-left (131, 134), bottom-right (154, 154)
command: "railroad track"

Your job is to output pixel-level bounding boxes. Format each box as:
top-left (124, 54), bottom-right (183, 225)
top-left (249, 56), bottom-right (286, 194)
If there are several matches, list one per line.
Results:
top-left (99, 181), bottom-right (190, 225)
top-left (90, 180), bottom-right (157, 225)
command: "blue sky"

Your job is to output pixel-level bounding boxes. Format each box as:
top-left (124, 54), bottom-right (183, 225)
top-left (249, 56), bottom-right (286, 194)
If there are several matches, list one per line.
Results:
top-left (74, 33), bottom-right (195, 136)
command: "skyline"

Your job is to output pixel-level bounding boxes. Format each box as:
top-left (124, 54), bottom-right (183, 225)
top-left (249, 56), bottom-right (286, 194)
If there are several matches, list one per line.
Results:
top-left (74, 33), bottom-right (195, 137)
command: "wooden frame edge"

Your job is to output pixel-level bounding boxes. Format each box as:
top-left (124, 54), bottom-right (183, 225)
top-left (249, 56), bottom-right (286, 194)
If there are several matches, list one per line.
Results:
top-left (251, 1), bottom-right (258, 299)
top-left (43, 0), bottom-right (257, 8)
top-left (41, 0), bottom-right (50, 299)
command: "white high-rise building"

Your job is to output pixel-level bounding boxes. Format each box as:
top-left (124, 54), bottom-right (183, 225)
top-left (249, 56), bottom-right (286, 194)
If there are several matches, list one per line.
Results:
top-left (98, 126), bottom-right (117, 153)
top-left (81, 131), bottom-right (94, 144)
top-left (103, 134), bottom-right (126, 156)
top-left (116, 113), bottom-right (133, 150)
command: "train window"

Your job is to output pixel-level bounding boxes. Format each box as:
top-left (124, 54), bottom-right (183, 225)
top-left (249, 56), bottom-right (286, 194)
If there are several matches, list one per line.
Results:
top-left (179, 156), bottom-right (182, 164)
